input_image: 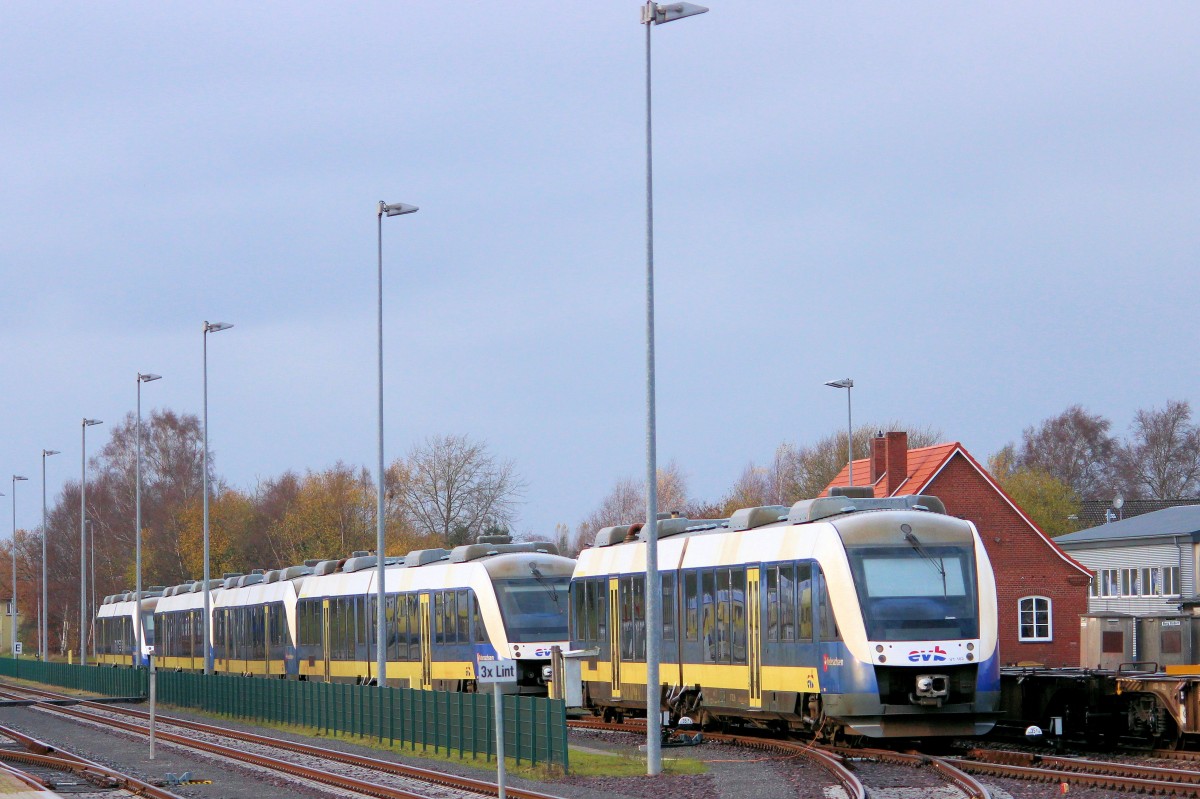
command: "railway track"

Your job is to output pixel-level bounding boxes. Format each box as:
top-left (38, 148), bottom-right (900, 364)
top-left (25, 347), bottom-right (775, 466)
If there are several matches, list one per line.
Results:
top-left (956, 747), bottom-right (1200, 796)
top-left (0, 680), bottom-right (561, 799)
top-left (571, 716), bottom-right (1200, 798)
top-left (571, 710), bottom-right (984, 796)
top-left (0, 719), bottom-right (185, 797)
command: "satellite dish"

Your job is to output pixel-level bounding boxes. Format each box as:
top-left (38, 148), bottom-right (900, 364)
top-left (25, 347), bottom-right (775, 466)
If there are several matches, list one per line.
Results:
top-left (1113, 494), bottom-right (1125, 510)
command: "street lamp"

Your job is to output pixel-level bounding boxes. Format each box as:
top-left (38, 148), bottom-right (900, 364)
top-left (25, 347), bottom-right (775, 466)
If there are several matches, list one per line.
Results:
top-left (80, 418), bottom-right (102, 665)
top-left (135, 372), bottom-right (162, 665)
top-left (202, 322), bottom-right (232, 675)
top-left (376, 200), bottom-right (419, 686)
top-left (41, 449), bottom-right (59, 660)
top-left (824, 378), bottom-right (854, 487)
top-left (10, 475), bottom-right (28, 658)
top-left (640, 0), bottom-right (707, 777)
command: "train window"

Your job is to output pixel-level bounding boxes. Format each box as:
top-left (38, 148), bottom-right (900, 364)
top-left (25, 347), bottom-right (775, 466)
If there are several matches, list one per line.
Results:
top-left (457, 590), bottom-right (470, 644)
top-left (619, 578), bottom-right (635, 660)
top-left (434, 593), bottom-right (445, 645)
top-left (446, 592), bottom-right (458, 644)
top-left (634, 577), bottom-right (646, 660)
top-left (409, 595), bottom-right (422, 661)
top-left (701, 571), bottom-right (716, 662)
top-left (684, 572), bottom-right (698, 641)
top-left (662, 573), bottom-right (676, 642)
top-left (592, 580), bottom-right (606, 642)
top-left (336, 598), bottom-right (349, 659)
top-left (730, 568), bottom-right (746, 664)
top-left (717, 569), bottom-right (732, 663)
top-left (571, 582), bottom-right (585, 642)
top-left (779, 565), bottom-right (795, 642)
top-left (797, 563), bottom-right (813, 641)
top-left (818, 570), bottom-right (840, 642)
top-left (765, 567), bottom-right (779, 642)
top-left (472, 593), bottom-right (487, 643)
top-left (1018, 596), bottom-right (1051, 641)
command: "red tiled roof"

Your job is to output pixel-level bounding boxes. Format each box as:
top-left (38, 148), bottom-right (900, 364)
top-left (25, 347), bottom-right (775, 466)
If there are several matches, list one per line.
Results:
top-left (824, 440), bottom-right (1091, 577)
top-left (826, 442), bottom-right (959, 498)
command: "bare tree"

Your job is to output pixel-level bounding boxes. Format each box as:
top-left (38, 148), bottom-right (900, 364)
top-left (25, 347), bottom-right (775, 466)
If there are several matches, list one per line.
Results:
top-left (574, 462), bottom-right (692, 549)
top-left (401, 434), bottom-right (524, 548)
top-left (1116, 400), bottom-right (1200, 499)
top-left (771, 421), bottom-right (943, 503)
top-left (1008, 406), bottom-right (1118, 498)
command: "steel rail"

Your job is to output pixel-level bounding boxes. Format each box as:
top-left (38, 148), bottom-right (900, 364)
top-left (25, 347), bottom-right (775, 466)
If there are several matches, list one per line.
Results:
top-left (568, 718), bottom-right (865, 799)
top-left (0, 720), bottom-right (184, 798)
top-left (948, 757), bottom-right (1200, 797)
top-left (0, 759), bottom-right (52, 791)
top-left (961, 748), bottom-right (1200, 794)
top-left (824, 745), bottom-right (990, 799)
top-left (0, 681), bottom-right (561, 799)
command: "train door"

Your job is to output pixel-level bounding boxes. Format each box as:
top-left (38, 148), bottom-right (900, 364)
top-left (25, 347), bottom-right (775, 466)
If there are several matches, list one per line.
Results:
top-left (321, 598), bottom-right (332, 679)
top-left (747, 567), bottom-right (762, 709)
top-left (608, 577), bottom-right (621, 699)
top-left (419, 593), bottom-right (433, 690)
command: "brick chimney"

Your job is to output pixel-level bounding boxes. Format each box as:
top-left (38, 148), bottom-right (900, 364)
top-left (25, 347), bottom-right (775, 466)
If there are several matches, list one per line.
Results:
top-left (885, 431), bottom-right (909, 496)
top-left (870, 433), bottom-right (887, 484)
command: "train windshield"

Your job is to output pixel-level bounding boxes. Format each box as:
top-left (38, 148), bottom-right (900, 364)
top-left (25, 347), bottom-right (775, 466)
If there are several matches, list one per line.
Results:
top-left (141, 611), bottom-right (155, 646)
top-left (493, 576), bottom-right (570, 643)
top-left (846, 544), bottom-right (978, 641)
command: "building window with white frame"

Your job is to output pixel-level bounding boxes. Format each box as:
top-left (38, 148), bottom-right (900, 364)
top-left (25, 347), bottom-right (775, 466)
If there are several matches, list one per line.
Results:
top-left (1019, 596), bottom-right (1052, 642)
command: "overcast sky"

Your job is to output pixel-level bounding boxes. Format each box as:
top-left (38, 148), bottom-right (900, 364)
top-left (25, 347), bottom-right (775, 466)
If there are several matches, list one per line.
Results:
top-left (2, 2), bottom-right (1197, 541)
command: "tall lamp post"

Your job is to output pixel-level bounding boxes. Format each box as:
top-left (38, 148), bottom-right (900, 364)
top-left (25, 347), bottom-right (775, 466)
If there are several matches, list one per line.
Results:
top-left (80, 418), bottom-right (102, 664)
top-left (10, 475), bottom-right (28, 658)
top-left (40, 449), bottom-right (59, 660)
top-left (376, 201), bottom-right (418, 686)
top-left (135, 373), bottom-right (162, 665)
top-left (640, 0), bottom-right (707, 777)
top-left (824, 378), bottom-right (854, 486)
top-left (202, 322), bottom-right (232, 674)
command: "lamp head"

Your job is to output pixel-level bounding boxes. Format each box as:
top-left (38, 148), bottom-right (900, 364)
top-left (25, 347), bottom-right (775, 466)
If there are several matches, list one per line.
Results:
top-left (379, 201), bottom-right (419, 217)
top-left (43, 449), bottom-right (60, 457)
top-left (642, 2), bottom-right (709, 24)
top-left (138, 373), bottom-right (162, 383)
top-left (824, 378), bottom-right (854, 389)
top-left (83, 418), bottom-right (103, 427)
top-left (204, 321), bottom-right (233, 334)
top-left (13, 476), bottom-right (28, 482)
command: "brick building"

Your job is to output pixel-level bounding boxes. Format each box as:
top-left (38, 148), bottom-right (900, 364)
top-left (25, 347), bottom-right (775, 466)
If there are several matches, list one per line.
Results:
top-left (824, 431), bottom-right (1091, 667)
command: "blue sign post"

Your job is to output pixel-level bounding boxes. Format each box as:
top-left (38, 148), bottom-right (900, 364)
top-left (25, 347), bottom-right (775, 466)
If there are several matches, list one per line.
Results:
top-left (475, 645), bottom-right (516, 799)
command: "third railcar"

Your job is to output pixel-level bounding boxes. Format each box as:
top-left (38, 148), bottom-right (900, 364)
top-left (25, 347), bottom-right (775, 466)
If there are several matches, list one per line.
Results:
top-left (570, 491), bottom-right (1000, 739)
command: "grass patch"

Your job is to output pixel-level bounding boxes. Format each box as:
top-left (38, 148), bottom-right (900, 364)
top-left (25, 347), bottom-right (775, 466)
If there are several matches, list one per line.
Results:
top-left (563, 749), bottom-right (707, 778)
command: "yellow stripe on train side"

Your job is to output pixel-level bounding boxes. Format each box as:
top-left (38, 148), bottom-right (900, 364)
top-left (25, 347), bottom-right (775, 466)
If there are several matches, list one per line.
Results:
top-left (760, 665), bottom-right (819, 693)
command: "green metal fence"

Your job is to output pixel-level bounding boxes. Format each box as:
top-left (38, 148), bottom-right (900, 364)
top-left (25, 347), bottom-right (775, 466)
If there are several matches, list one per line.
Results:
top-left (0, 661), bottom-right (568, 770)
top-left (0, 658), bottom-right (145, 697)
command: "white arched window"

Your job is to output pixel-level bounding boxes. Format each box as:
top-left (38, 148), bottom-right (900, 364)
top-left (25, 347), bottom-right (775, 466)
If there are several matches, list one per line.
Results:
top-left (1018, 596), bottom-right (1052, 642)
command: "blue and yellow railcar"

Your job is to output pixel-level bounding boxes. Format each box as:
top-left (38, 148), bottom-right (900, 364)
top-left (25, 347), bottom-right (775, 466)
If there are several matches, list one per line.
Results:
top-left (295, 541), bottom-right (572, 691)
top-left (570, 492), bottom-right (1000, 739)
top-left (95, 590), bottom-right (160, 667)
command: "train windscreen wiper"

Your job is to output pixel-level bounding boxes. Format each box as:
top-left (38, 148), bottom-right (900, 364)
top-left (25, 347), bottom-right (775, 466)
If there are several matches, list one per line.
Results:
top-left (904, 529), bottom-right (948, 597)
top-left (530, 565), bottom-right (562, 611)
